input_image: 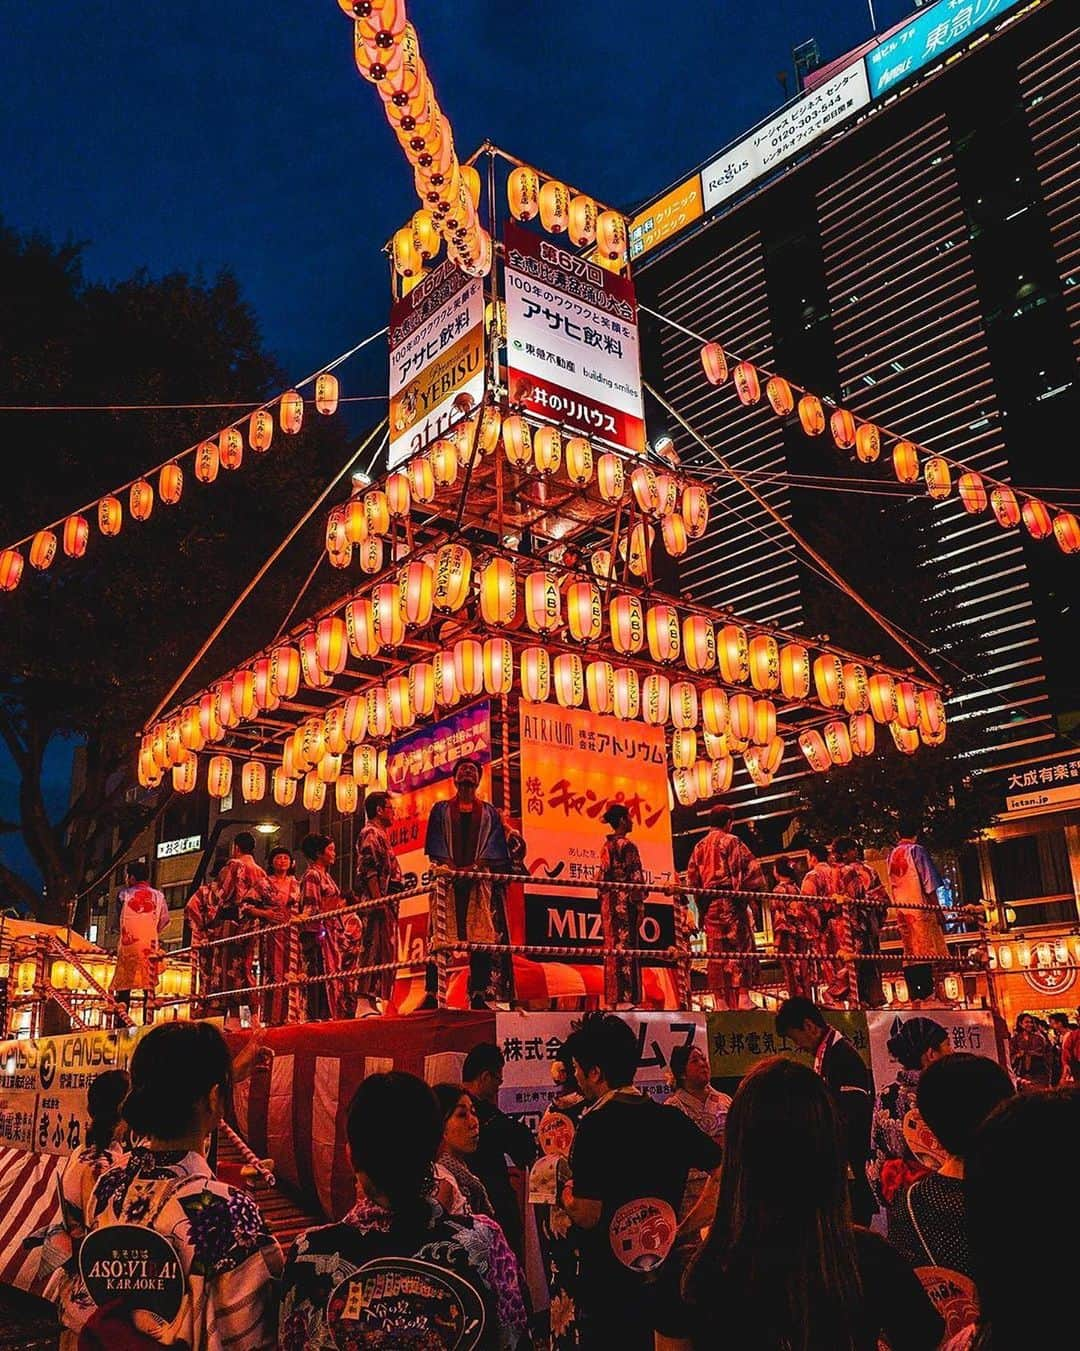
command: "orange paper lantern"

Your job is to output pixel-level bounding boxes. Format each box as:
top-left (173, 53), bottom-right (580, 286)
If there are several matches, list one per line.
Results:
top-left (701, 343), bottom-right (728, 386)
top-left (867, 672), bottom-right (898, 724)
top-left (924, 457), bottom-right (952, 500)
top-left (1022, 499), bottom-right (1053, 541)
top-left (958, 471), bottom-right (988, 514)
top-left (749, 635), bottom-right (779, 692)
top-left (280, 390), bottom-right (304, 434)
top-left (766, 376), bottom-right (794, 416)
top-left (130, 480), bottom-right (153, 521)
top-left (482, 639), bottom-right (512, 697)
top-left (586, 661), bottom-right (615, 715)
top-left (701, 688), bottom-right (729, 736)
top-left (98, 496), bottom-right (123, 537)
top-left (779, 643), bottom-right (810, 700)
top-left (642, 674), bottom-right (671, 726)
top-left (717, 625), bottom-right (749, 684)
top-left (613, 667), bottom-right (640, 720)
top-left (29, 530), bottom-right (57, 571)
top-left (249, 409), bottom-right (274, 452)
top-left (159, 462), bottom-right (183, 505)
top-left (519, 647), bottom-right (550, 703)
top-left (554, 653), bottom-right (584, 708)
top-left (797, 394), bottom-right (825, 436)
top-left (241, 760), bottom-right (267, 803)
top-left (207, 755), bottom-right (233, 799)
top-left (63, 514), bottom-right (90, 558)
top-left (315, 372), bottom-right (339, 415)
top-left (892, 440), bottom-right (919, 484)
top-left (647, 604), bottom-right (681, 663)
top-left (525, 571), bottom-right (562, 633)
top-left (855, 422), bottom-right (881, 464)
top-left (813, 654), bottom-right (845, 709)
top-left (683, 615), bottom-right (716, 673)
top-left (830, 409), bottom-right (856, 450)
top-left (220, 426), bottom-right (244, 469)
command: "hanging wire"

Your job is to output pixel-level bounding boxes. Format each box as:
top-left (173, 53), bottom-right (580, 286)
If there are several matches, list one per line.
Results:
top-left (0, 394), bottom-right (388, 413)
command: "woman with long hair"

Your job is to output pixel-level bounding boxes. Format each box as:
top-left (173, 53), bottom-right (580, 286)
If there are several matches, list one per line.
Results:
top-left (657, 1057), bottom-right (942, 1351)
top-left (432, 1082), bottom-right (495, 1218)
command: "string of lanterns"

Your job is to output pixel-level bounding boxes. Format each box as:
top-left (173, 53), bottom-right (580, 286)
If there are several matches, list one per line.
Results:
top-left (505, 163), bottom-right (628, 272)
top-left (695, 338), bottom-right (1080, 555)
top-left (336, 0), bottom-right (490, 279)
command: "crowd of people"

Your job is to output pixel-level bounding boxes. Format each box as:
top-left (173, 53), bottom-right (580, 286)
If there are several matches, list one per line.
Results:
top-left (20, 1005), bottom-right (1079, 1349)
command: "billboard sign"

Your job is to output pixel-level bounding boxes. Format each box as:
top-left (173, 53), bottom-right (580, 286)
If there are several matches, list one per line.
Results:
top-left (629, 174), bottom-right (703, 260)
top-left (867, 0), bottom-right (1024, 99)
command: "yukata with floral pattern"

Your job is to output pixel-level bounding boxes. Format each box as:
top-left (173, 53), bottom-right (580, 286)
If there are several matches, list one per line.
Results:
top-left (262, 873), bottom-right (306, 1027)
top-left (685, 827), bottom-right (765, 1007)
top-left (838, 860), bottom-right (888, 1008)
top-left (301, 860), bottom-right (359, 1020)
top-left (186, 882), bottom-right (227, 1017)
top-left (800, 859), bottom-right (848, 1004)
top-left (213, 854), bottom-right (275, 1015)
top-left (36, 1139), bottom-right (128, 1297)
top-left (772, 877), bottom-right (821, 999)
top-left (598, 835), bottom-right (645, 1007)
top-left (57, 1144), bottom-right (282, 1350)
top-left (354, 820), bottom-right (403, 1004)
top-left (278, 1195), bottom-right (528, 1350)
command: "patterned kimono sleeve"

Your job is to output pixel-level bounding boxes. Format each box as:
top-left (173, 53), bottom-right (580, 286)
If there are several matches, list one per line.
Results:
top-left (685, 838), bottom-right (704, 891)
top-left (355, 827), bottom-right (384, 894)
top-left (204, 1240), bottom-right (284, 1351)
top-left (625, 839), bottom-right (645, 885)
top-left (471, 1214), bottom-right (529, 1350)
top-left (737, 841), bottom-right (766, 891)
top-left (278, 1240), bottom-right (334, 1351)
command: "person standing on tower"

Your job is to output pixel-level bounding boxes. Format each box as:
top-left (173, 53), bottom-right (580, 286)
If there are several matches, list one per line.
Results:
top-left (685, 805), bottom-right (765, 1010)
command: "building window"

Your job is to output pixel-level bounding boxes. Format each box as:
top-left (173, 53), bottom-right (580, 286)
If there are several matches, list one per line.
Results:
top-left (989, 829), bottom-right (1075, 926)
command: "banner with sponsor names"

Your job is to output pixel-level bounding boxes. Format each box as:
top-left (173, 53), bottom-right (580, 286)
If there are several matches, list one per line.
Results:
top-left (504, 221), bottom-right (646, 455)
top-left (629, 175), bottom-right (703, 261)
top-left (866, 0), bottom-right (1024, 99)
top-left (706, 1009), bottom-right (871, 1080)
top-left (388, 258), bottom-right (485, 469)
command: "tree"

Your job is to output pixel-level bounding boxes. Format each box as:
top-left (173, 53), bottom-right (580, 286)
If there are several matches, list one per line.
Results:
top-left (0, 221), bottom-right (353, 923)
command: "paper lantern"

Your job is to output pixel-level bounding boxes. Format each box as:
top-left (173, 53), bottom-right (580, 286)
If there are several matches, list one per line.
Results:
top-left (743, 746), bottom-right (773, 789)
top-left (798, 394), bottom-right (825, 436)
top-left (661, 513), bottom-right (688, 557)
top-left (760, 735), bottom-right (784, 775)
top-left (701, 688), bottom-right (729, 736)
top-left (433, 544), bottom-right (472, 610)
top-left (553, 654), bottom-right (584, 708)
top-left (921, 720), bottom-right (946, 747)
top-left (384, 472), bottom-right (411, 519)
top-left (250, 409), bottom-right (274, 452)
top-left (179, 704), bottom-right (204, 752)
top-left (924, 457), bottom-right (952, 500)
top-left (326, 506), bottom-right (350, 555)
top-left (586, 661), bottom-right (615, 715)
top-left (682, 483), bottom-right (709, 538)
top-left (777, 643), bottom-right (809, 700)
top-left (766, 376), bottom-right (794, 416)
top-left (565, 436), bottom-right (593, 485)
top-left (387, 675), bottom-right (415, 730)
top-left (502, 415), bottom-right (531, 467)
top-left (207, 755), bottom-right (233, 799)
top-left (917, 688), bottom-right (946, 739)
top-left (823, 720), bottom-right (853, 766)
top-left (850, 713), bottom-right (875, 756)
top-left (655, 474), bottom-right (679, 517)
top-left (280, 390), bottom-right (304, 435)
top-left (530, 424), bottom-right (561, 476)
top-left (296, 718), bottom-right (326, 772)
top-left (520, 646), bottom-right (551, 703)
top-left (353, 745), bottom-right (377, 786)
top-left (841, 662), bottom-right (869, 715)
top-left (642, 673), bottom-right (671, 726)
top-left (672, 767), bottom-right (698, 806)
top-left (364, 686), bottom-right (390, 739)
top-left (392, 225), bottom-right (423, 278)
top-left (867, 672), bottom-right (898, 724)
top-left (700, 342), bottom-right (728, 385)
top-left (429, 438), bottom-right (458, 488)
top-left (631, 464), bottom-right (658, 515)
top-left (345, 598), bottom-right (379, 659)
top-left (564, 581), bottom-right (601, 642)
top-left (892, 441), bottom-right (919, 484)
top-left (568, 193), bottom-right (598, 246)
top-left (316, 617), bottom-right (349, 675)
top-left (830, 409), bottom-right (856, 450)
top-left (482, 639), bottom-right (512, 697)
top-left (596, 210), bottom-right (627, 265)
top-left (62, 514), bottom-right (89, 559)
top-left (626, 522), bottom-right (654, 577)
top-left (855, 422), bottom-right (881, 464)
top-left (399, 559), bottom-right (435, 626)
top-left (1053, 511), bottom-right (1080, 554)
top-left (525, 571), bottom-right (562, 632)
top-left (231, 669), bottom-right (257, 720)
top-left (365, 491), bottom-right (390, 537)
top-left (591, 550), bottom-right (613, 579)
top-left (670, 681), bottom-right (699, 730)
top-left (219, 426), bottom-right (244, 469)
top-left (748, 635), bottom-right (779, 692)
top-left (433, 651), bottom-right (459, 706)
top-left (671, 730), bottom-right (697, 770)
top-left (798, 730), bottom-right (831, 773)
top-left (683, 616), bottom-right (716, 673)
top-left (239, 760), bottom-right (266, 803)
top-left (160, 462), bottom-right (183, 505)
top-left (890, 723), bottom-right (920, 755)
top-left (610, 594), bottom-right (644, 654)
top-left (98, 496), bottom-right (123, 538)
top-left (718, 625), bottom-right (749, 683)
top-left (299, 631), bottom-right (332, 689)
top-left (894, 680), bottom-right (920, 730)
top-left (732, 361), bottom-right (761, 405)
top-left (1022, 499), bottom-right (1053, 541)
top-left (539, 179), bottom-right (570, 233)
top-left (729, 693), bottom-right (754, 742)
top-left (372, 583), bottom-right (405, 647)
top-left (408, 456), bottom-right (436, 503)
top-left (341, 694), bottom-right (365, 744)
top-left (451, 639), bottom-right (483, 698)
top-left (709, 757), bottom-right (734, 795)
top-left (955, 471), bottom-right (987, 514)
top-left (752, 699), bottom-right (776, 746)
top-left (214, 678), bottom-right (239, 727)
top-left (475, 404), bottom-right (501, 456)
top-left (703, 732), bottom-right (729, 763)
top-left (647, 604), bottom-right (681, 663)
top-left (613, 667), bottom-right (640, 720)
top-left (126, 479), bottom-right (153, 523)
top-left (324, 705), bottom-right (349, 756)
top-left (813, 654), bottom-right (845, 709)
top-left (508, 165), bottom-right (540, 220)
top-left (171, 756), bottom-right (197, 794)
top-left (315, 372), bottom-right (339, 415)
top-left (597, 453), bottom-right (625, 502)
top-left (198, 692), bottom-right (222, 745)
top-left (193, 440), bottom-right (219, 485)
top-left (303, 771), bottom-right (326, 811)
top-left (478, 557), bottom-right (515, 626)
top-left (28, 529), bottom-right (56, 571)
top-left (333, 774), bottom-right (358, 815)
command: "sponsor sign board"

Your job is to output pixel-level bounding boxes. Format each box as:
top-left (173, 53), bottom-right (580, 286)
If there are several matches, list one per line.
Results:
top-left (628, 174), bottom-right (703, 260)
top-left (867, 0), bottom-right (1024, 99)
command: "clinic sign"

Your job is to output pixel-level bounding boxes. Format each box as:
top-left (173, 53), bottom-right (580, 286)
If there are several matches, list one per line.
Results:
top-left (867, 0), bottom-right (1025, 98)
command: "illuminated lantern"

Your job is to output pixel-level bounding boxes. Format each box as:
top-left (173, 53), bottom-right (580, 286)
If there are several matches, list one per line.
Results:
top-left (220, 426), bottom-right (244, 469)
top-left (532, 425), bottom-right (561, 476)
top-left (955, 471), bottom-right (987, 514)
top-left (610, 595), bottom-right (644, 654)
top-left (507, 165), bottom-right (540, 220)
top-left (249, 409), bottom-right (274, 452)
top-left (890, 723), bottom-right (920, 755)
top-left (479, 557), bottom-right (516, 626)
top-left (160, 462), bottom-right (183, 505)
top-left (241, 760), bottom-right (266, 803)
top-left (172, 757), bottom-right (197, 794)
top-left (760, 735), bottom-right (784, 775)
top-left (702, 688), bottom-right (729, 736)
top-left (729, 693), bottom-right (754, 743)
top-left (661, 513), bottom-right (688, 557)
top-left (591, 549), bottom-right (613, 579)
top-left (613, 667), bottom-right (640, 720)
top-left (408, 456), bottom-right (436, 503)
top-left (399, 559), bottom-right (435, 626)
top-left (214, 678), bottom-right (239, 727)
top-left (315, 372), bottom-right (340, 415)
top-left (554, 654), bottom-right (584, 708)
top-left (372, 582), bottom-right (405, 647)
top-left (433, 651), bottom-right (459, 706)
top-left (568, 194), bottom-right (598, 246)
top-left (766, 376), bottom-right (794, 416)
top-left (198, 692), bottom-right (221, 745)
top-left (586, 661), bottom-right (615, 715)
top-left (694, 758), bottom-right (715, 801)
top-left (565, 436), bottom-right (593, 485)
top-left (520, 647), bottom-right (551, 703)
top-left (502, 415), bottom-right (531, 467)
top-left (718, 625), bottom-right (749, 684)
top-left (482, 639), bottom-right (512, 696)
top-left (922, 720), bottom-right (946, 746)
top-left (195, 440), bottom-right (219, 484)
top-left (164, 719), bottom-right (184, 767)
top-left (703, 730), bottom-right (728, 760)
top-left (672, 767), bottom-right (698, 806)
top-left (850, 713), bottom-right (875, 756)
top-left (392, 225), bottom-right (423, 278)
top-left (841, 662), bottom-right (869, 715)
top-left (317, 617), bottom-right (349, 674)
top-left (386, 472), bottom-right (411, 518)
top-left (823, 720), bottom-right (853, 766)
top-left (709, 756), bottom-right (734, 795)
top-left (525, 571), bottom-right (562, 632)
top-left (749, 635), bottom-right (779, 692)
top-left (387, 675), bottom-right (415, 730)
top-left (671, 730), bottom-right (697, 769)
top-left (477, 404), bottom-right (501, 456)
top-left (565, 581), bottom-right (600, 643)
top-left (917, 687), bottom-right (946, 739)
top-left (341, 498), bottom-right (366, 546)
top-left (345, 598), bottom-right (379, 659)
top-left (797, 394), bottom-right (825, 436)
top-left (353, 745), bottom-right (377, 786)
top-left (343, 694), bottom-right (365, 743)
top-left (303, 771), bottom-right (326, 812)
top-left (892, 440), bottom-right (919, 484)
top-left (232, 669), bottom-right (257, 719)
top-left (682, 483), bottom-right (709, 538)
top-left (867, 672), bottom-right (898, 724)
top-left (207, 755), bottom-right (232, 799)
top-left (365, 490), bottom-right (390, 537)
top-left (433, 543), bottom-right (472, 611)
top-left (780, 643), bottom-right (811, 699)
top-left (325, 705), bottom-right (349, 755)
top-left (655, 475), bottom-right (679, 517)
top-left (830, 409), bottom-right (856, 450)
top-left (637, 673), bottom-right (670, 727)
top-left (631, 464), bottom-right (658, 515)
top-left (647, 604), bottom-right (681, 663)
top-left (670, 681), bottom-right (699, 729)
top-left (752, 699), bottom-right (776, 745)
top-left (855, 422), bottom-right (881, 463)
top-left (150, 723), bottom-right (169, 770)
top-left (743, 746), bottom-right (773, 789)
top-left (1022, 499), bottom-right (1053, 541)
top-left (539, 179), bottom-right (570, 233)
top-left (626, 522), bottom-right (654, 577)
top-left (813, 654), bottom-right (845, 709)
top-left (29, 530), bottom-right (56, 571)
top-left (732, 361), bottom-right (761, 405)
top-left (700, 342), bottom-right (728, 386)
top-left (430, 438), bottom-right (458, 487)
top-left (299, 631), bottom-right (332, 689)
top-left (596, 210), bottom-right (627, 265)
top-left (335, 774), bottom-right (359, 814)
top-left (597, 453), bottom-right (625, 503)
top-left (925, 457), bottom-right (952, 500)
top-left (63, 514), bottom-right (89, 558)
top-left (683, 615), bottom-right (716, 673)
top-left (1053, 511), bottom-right (1080, 554)
top-left (130, 480), bottom-right (153, 521)
top-left (452, 639), bottom-right (484, 699)
top-left (894, 680), bottom-right (919, 730)
top-left (180, 704), bottom-right (204, 752)
top-left (280, 390), bottom-right (304, 434)
top-left (798, 730), bottom-right (831, 773)
top-left (366, 686), bottom-right (391, 739)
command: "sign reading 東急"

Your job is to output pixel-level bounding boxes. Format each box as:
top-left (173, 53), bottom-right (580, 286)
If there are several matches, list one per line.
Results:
top-left (866, 0), bottom-right (1025, 99)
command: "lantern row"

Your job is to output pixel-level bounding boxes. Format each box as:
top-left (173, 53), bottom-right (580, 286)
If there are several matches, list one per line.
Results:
top-left (505, 164), bottom-right (628, 271)
top-left (0, 374), bottom-right (345, 593)
top-left (698, 341), bottom-right (1080, 556)
top-left (336, 0), bottom-right (490, 278)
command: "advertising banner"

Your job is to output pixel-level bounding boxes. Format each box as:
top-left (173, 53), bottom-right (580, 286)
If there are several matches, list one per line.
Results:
top-left (705, 1009), bottom-right (871, 1081)
top-left (629, 175), bottom-right (703, 260)
top-left (388, 259), bottom-right (485, 469)
top-left (702, 60), bottom-right (870, 212)
top-left (867, 0), bottom-right (1023, 99)
top-left (504, 221), bottom-right (646, 455)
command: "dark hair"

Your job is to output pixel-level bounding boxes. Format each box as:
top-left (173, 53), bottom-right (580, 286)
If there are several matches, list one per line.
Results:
top-left (462, 1042), bottom-right (504, 1082)
top-left (832, 836), bottom-right (856, 860)
top-left (87, 1069), bottom-right (131, 1151)
top-left (432, 1082), bottom-right (469, 1123)
top-left (773, 856), bottom-right (797, 882)
top-left (669, 1043), bottom-right (702, 1085)
top-left (233, 831), bottom-right (256, 855)
top-left (807, 840), bottom-right (830, 863)
top-left (915, 1053), bottom-right (1014, 1160)
top-left (346, 1072), bottom-right (442, 1211)
top-left (776, 997), bottom-right (827, 1037)
top-left (452, 757), bottom-right (480, 778)
top-left (569, 1013), bottom-right (640, 1089)
top-left (126, 860), bottom-right (150, 884)
top-left (267, 847), bottom-right (293, 871)
top-left (302, 832), bottom-right (331, 862)
top-left (886, 1016), bottom-right (948, 1070)
top-left (897, 815), bottom-right (921, 838)
top-left (684, 1058), bottom-right (861, 1350)
top-left (966, 1089), bottom-right (1080, 1346)
top-left (365, 791), bottom-right (389, 822)
top-left (1048, 1012), bottom-right (1070, 1028)
top-left (602, 803), bottom-right (631, 829)
top-left (710, 805), bottom-right (734, 829)
top-left (122, 1021), bottom-right (232, 1140)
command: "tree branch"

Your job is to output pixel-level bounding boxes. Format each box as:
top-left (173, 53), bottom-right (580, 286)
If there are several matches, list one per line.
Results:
top-left (0, 854), bottom-right (43, 914)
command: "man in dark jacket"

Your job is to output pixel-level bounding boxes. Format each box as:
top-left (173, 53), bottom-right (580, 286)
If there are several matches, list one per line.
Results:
top-left (462, 1042), bottom-right (537, 1262)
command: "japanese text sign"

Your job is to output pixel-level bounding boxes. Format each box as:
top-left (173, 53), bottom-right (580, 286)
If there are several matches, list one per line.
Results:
top-left (706, 1010), bottom-right (871, 1080)
top-left (629, 175), bottom-right (703, 260)
top-left (867, 0), bottom-right (1021, 98)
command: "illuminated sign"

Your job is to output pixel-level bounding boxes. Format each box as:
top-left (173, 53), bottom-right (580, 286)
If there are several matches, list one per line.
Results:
top-left (866, 0), bottom-right (1024, 98)
top-left (629, 175), bottom-right (703, 260)
top-left (156, 835), bottom-right (202, 860)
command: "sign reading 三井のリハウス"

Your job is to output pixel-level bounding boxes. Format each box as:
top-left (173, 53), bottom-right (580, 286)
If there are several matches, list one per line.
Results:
top-left (504, 221), bottom-right (646, 456)
top-left (388, 258), bottom-right (485, 470)
top-left (866, 0), bottom-right (1025, 99)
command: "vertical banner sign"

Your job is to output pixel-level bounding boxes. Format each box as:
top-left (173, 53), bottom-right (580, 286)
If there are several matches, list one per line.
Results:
top-left (503, 221), bottom-right (646, 455)
top-left (388, 259), bottom-right (485, 470)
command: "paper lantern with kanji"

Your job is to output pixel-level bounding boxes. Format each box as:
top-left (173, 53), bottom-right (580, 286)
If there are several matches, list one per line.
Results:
top-left (610, 594), bottom-right (644, 654)
top-left (671, 730), bottom-right (697, 770)
top-left (316, 617), bottom-right (348, 675)
top-left (199, 692), bottom-right (222, 745)
top-left (584, 661), bottom-right (613, 715)
top-left (597, 452), bottom-right (625, 503)
top-left (481, 639), bottom-right (512, 697)
top-left (433, 651), bottom-right (459, 707)
top-left (925, 457), bottom-right (952, 500)
top-left (342, 694), bottom-right (366, 744)
top-left (399, 559), bottom-right (435, 626)
top-left (98, 495), bottom-right (123, 537)
top-left (718, 625), bottom-right (749, 684)
top-left (841, 662), bottom-right (869, 715)
top-left (703, 729), bottom-right (729, 760)
top-left (626, 522), bottom-right (654, 577)
top-left (823, 720), bottom-right (853, 766)
top-left (386, 675), bottom-right (415, 730)
top-left (660, 513), bottom-right (688, 558)
top-left (280, 390), bottom-right (304, 435)
top-left (798, 394), bottom-right (825, 436)
top-left (567, 193), bottom-right (597, 246)
top-left (683, 615), bottom-right (716, 673)
top-left (386, 472), bottom-right (411, 518)
top-left (631, 464), bottom-right (658, 515)
top-left (372, 583), bottom-right (405, 648)
top-left (591, 549), bottom-right (613, 579)
top-left (700, 342), bottom-right (728, 386)
top-left (765, 376), bottom-right (794, 416)
top-left (63, 514), bottom-right (89, 559)
top-left (850, 713), bottom-right (875, 757)
top-left (365, 490), bottom-right (390, 538)
top-left (732, 362), bottom-right (761, 406)
top-left (728, 693), bottom-right (753, 743)
top-left (502, 415), bottom-right (531, 467)
top-left (392, 226), bottom-right (423, 278)
top-left (642, 673), bottom-right (671, 726)
top-left (232, 669), bottom-right (257, 720)
top-left (479, 557), bottom-right (515, 626)
top-left (917, 687), bottom-right (946, 739)
top-left (326, 506), bottom-right (350, 555)
top-left (682, 483), bottom-right (708, 538)
top-left (520, 647), bottom-right (550, 703)
top-left (798, 730), bottom-right (831, 773)
top-left (894, 680), bottom-right (919, 730)
top-left (507, 165), bottom-right (540, 220)
top-left (779, 643), bottom-right (810, 700)
top-left (402, 662), bottom-right (433, 718)
top-left (647, 604), bottom-right (681, 663)
top-left (333, 774), bottom-right (358, 815)
top-left (128, 479), bottom-right (153, 522)
top-left (303, 771), bottom-right (327, 812)
top-left (890, 723), bottom-right (920, 755)
top-left (160, 462), bottom-right (183, 505)
top-left (1053, 511), bottom-right (1080, 554)
top-left (613, 667), bottom-right (640, 720)
top-left (565, 581), bottom-right (601, 642)
top-left (813, 654), bottom-right (845, 709)
top-left (429, 438), bottom-right (458, 488)
top-left (353, 745), bottom-right (377, 786)
top-left (892, 441), bottom-right (919, 484)
top-left (524, 571), bottom-right (562, 633)
top-left (345, 598), bottom-right (379, 659)
top-left (450, 639), bottom-right (483, 699)
top-left (297, 718), bottom-right (327, 772)
top-left (220, 426), bottom-right (244, 469)
top-left (299, 631), bottom-right (331, 690)
top-left (552, 654), bottom-right (584, 708)
top-left (433, 544), bottom-right (472, 610)
top-left (670, 681), bottom-right (699, 730)
top-left (180, 703), bottom-right (205, 752)
top-left (274, 767), bottom-right (298, 805)
top-left (991, 485), bottom-right (1021, 528)
top-left (672, 767), bottom-right (698, 807)
top-left (748, 635), bottom-right (779, 692)
top-left (596, 211), bottom-right (627, 265)
top-left (194, 440), bottom-right (219, 484)
top-left (830, 408), bottom-right (856, 450)
top-left (956, 471), bottom-right (987, 514)
top-left (709, 756), bottom-right (734, 796)
top-left (1022, 499), bottom-right (1053, 541)
top-left (172, 757), bottom-right (197, 794)
top-left (701, 688), bottom-right (729, 737)
top-left (324, 705), bottom-right (349, 756)
top-left (855, 422), bottom-right (881, 464)
top-left (250, 409), bottom-right (274, 452)
top-left (214, 678), bottom-right (240, 727)
top-left (408, 456), bottom-right (436, 503)
top-left (164, 719), bottom-right (184, 767)
top-left (751, 699), bottom-right (776, 746)
top-left (473, 404), bottom-right (500, 456)
top-left (743, 746), bottom-right (774, 789)
top-left (149, 723), bottom-right (169, 770)
top-left (538, 179), bottom-right (570, 233)
top-left (315, 372), bottom-right (339, 415)
top-left (693, 758), bottom-right (715, 801)
top-left (358, 536), bottom-right (383, 574)
top-left (207, 755), bottom-right (233, 799)
top-left (532, 425), bottom-right (562, 476)
top-left (366, 686), bottom-right (391, 739)
top-left (565, 436), bottom-right (593, 485)
top-left (867, 672), bottom-right (898, 724)
top-left (29, 530), bottom-right (56, 571)
top-left (241, 760), bottom-right (267, 803)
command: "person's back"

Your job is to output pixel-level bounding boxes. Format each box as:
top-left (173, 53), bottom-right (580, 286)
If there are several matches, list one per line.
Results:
top-left (462, 1044), bottom-right (536, 1264)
